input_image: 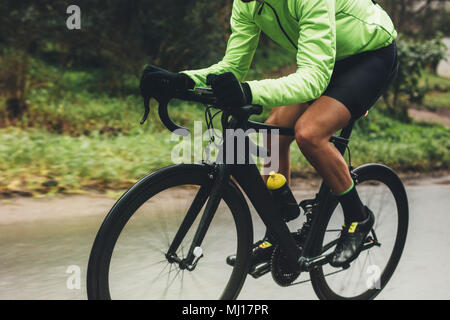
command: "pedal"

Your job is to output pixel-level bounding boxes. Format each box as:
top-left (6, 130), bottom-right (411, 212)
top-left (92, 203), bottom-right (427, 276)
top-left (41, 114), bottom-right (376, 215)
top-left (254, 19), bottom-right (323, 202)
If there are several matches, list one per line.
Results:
top-left (249, 262), bottom-right (271, 279)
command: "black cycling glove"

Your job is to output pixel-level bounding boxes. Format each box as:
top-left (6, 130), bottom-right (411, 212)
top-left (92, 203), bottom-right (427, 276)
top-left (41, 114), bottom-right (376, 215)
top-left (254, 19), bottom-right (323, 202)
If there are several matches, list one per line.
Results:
top-left (140, 65), bottom-right (195, 101)
top-left (207, 72), bottom-right (252, 109)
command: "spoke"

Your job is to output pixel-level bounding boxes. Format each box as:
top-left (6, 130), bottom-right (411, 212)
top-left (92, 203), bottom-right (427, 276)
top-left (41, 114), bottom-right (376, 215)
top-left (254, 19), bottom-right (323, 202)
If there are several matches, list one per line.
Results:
top-left (161, 267), bottom-right (182, 299)
top-left (324, 268), bottom-right (346, 278)
top-left (320, 181), bottom-right (400, 299)
top-left (141, 206), bottom-right (175, 250)
top-left (147, 262), bottom-right (171, 287)
top-left (167, 263), bottom-right (175, 282)
top-left (376, 199), bottom-right (395, 231)
top-left (141, 262), bottom-right (170, 298)
top-left (189, 270), bottom-right (209, 298)
top-left (290, 267), bottom-right (348, 287)
top-left (179, 269), bottom-right (185, 299)
top-left (145, 241), bottom-right (167, 253)
top-left (361, 186), bottom-right (374, 210)
top-left (353, 252), bottom-right (369, 294)
top-left (359, 253), bottom-right (369, 292)
top-left (160, 263), bottom-right (174, 299)
top-left (158, 212), bottom-right (172, 247)
top-left (145, 259), bottom-right (167, 268)
top-left (374, 188), bottom-right (390, 229)
top-left (340, 258), bottom-right (357, 296)
top-left (338, 265), bottom-right (351, 294)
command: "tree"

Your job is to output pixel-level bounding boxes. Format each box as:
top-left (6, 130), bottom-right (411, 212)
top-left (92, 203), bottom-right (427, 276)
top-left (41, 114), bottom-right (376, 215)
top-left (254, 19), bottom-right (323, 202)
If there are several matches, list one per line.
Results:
top-left (383, 35), bottom-right (446, 122)
top-left (378, 0), bottom-right (450, 38)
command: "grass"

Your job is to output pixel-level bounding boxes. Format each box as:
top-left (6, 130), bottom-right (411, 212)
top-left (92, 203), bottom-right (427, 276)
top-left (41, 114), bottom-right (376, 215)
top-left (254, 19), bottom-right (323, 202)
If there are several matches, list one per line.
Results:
top-left (0, 50), bottom-right (449, 196)
top-left (421, 70), bottom-right (450, 92)
top-left (424, 91), bottom-right (450, 109)
top-left (1, 102), bottom-right (448, 196)
top-left (421, 70), bottom-right (450, 109)
top-left (0, 127), bottom-right (173, 195)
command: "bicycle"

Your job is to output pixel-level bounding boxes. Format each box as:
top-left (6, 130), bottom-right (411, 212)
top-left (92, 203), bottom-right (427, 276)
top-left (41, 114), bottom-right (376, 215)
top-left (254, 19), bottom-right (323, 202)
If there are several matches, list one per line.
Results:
top-left (87, 87), bottom-right (409, 300)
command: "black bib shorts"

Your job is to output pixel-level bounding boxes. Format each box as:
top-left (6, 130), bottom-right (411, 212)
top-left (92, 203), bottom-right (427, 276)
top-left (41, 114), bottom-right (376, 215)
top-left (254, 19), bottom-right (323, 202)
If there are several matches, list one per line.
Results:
top-left (310, 40), bottom-right (399, 120)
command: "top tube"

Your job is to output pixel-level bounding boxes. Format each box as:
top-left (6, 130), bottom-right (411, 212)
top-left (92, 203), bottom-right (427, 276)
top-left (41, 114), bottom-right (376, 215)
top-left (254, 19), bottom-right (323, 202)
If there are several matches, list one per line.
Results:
top-left (179, 88), bottom-right (295, 136)
top-left (177, 88), bottom-right (352, 146)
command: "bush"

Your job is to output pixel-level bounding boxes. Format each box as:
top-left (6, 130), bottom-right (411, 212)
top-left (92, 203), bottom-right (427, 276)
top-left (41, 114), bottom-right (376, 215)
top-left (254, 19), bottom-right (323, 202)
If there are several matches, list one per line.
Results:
top-left (383, 35), bottom-right (447, 121)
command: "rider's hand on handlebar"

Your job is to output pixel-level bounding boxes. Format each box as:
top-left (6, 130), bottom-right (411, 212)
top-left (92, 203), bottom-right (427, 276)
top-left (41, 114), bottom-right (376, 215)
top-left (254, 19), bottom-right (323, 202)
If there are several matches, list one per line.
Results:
top-left (140, 65), bottom-right (195, 101)
top-left (207, 72), bottom-right (252, 110)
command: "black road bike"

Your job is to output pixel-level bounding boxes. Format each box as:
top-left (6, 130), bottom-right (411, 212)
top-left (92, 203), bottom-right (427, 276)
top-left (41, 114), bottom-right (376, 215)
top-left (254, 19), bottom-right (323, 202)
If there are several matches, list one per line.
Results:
top-left (87, 87), bottom-right (408, 300)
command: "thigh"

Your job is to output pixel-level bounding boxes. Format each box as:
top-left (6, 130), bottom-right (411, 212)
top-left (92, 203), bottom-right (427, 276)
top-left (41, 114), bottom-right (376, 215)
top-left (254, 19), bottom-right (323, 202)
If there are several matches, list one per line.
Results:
top-left (295, 96), bottom-right (351, 140)
top-left (266, 103), bottom-right (309, 128)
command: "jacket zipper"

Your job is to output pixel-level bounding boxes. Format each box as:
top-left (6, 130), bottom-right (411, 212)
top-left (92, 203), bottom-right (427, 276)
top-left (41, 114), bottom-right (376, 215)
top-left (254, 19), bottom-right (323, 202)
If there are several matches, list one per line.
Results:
top-left (257, 0), bottom-right (298, 51)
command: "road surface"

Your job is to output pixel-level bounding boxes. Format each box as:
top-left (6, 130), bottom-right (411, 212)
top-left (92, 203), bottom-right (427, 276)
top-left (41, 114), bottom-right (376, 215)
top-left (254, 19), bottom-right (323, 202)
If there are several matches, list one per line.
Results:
top-left (0, 175), bottom-right (449, 300)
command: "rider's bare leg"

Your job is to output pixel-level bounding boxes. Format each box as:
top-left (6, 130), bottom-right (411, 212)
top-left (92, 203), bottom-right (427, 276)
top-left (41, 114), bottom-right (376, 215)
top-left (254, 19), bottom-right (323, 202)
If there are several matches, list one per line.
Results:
top-left (294, 96), bottom-right (352, 194)
top-left (263, 103), bottom-right (308, 185)
top-left (294, 96), bottom-right (367, 224)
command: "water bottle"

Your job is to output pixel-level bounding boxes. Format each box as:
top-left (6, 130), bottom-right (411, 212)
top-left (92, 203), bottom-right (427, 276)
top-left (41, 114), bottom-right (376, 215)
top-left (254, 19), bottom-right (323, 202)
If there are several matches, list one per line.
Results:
top-left (266, 171), bottom-right (300, 222)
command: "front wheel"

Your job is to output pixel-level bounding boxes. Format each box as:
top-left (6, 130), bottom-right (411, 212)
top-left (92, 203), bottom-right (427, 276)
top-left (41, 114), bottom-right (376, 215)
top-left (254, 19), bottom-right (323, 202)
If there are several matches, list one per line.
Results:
top-left (310, 164), bottom-right (409, 300)
top-left (87, 164), bottom-right (253, 300)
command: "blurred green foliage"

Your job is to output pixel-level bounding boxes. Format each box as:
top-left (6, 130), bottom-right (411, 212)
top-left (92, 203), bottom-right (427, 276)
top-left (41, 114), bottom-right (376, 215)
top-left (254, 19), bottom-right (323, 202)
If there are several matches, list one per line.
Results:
top-left (382, 35), bottom-right (447, 121)
top-left (0, 0), bottom-right (232, 102)
top-left (378, 0), bottom-right (450, 39)
top-left (0, 1), bottom-right (449, 196)
top-left (1, 103), bottom-right (448, 196)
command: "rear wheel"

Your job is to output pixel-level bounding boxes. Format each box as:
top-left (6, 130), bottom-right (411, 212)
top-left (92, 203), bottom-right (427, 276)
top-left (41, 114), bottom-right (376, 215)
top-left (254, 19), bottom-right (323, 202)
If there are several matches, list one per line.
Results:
top-left (310, 164), bottom-right (408, 300)
top-left (87, 164), bottom-right (253, 300)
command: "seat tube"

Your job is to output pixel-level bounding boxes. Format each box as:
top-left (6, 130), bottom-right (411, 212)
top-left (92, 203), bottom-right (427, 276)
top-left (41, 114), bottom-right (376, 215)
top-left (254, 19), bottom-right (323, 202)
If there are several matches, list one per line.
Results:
top-left (334, 122), bottom-right (354, 155)
top-left (232, 163), bottom-right (302, 266)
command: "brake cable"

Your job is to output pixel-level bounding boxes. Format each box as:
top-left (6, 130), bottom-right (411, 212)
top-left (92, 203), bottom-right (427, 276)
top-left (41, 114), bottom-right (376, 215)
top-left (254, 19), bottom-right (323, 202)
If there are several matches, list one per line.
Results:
top-left (203, 105), bottom-right (223, 163)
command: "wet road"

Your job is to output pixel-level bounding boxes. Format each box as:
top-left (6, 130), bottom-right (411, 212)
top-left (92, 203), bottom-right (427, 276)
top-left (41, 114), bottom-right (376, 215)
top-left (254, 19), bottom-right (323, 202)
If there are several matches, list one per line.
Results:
top-left (0, 176), bottom-right (449, 300)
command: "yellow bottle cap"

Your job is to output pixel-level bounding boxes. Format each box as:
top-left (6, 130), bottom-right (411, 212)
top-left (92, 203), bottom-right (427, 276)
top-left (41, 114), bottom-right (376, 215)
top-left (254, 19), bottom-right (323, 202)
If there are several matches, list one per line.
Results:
top-left (267, 172), bottom-right (287, 190)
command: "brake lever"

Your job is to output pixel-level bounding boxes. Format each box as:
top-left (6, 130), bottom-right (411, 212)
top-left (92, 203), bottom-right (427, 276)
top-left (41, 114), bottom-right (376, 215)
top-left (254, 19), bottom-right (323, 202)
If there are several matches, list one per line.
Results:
top-left (140, 96), bottom-right (151, 125)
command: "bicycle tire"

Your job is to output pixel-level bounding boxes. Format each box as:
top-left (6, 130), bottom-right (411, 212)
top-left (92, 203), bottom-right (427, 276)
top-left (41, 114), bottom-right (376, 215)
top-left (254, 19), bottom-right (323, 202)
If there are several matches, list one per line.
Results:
top-left (309, 164), bottom-right (409, 300)
top-left (87, 163), bottom-right (253, 300)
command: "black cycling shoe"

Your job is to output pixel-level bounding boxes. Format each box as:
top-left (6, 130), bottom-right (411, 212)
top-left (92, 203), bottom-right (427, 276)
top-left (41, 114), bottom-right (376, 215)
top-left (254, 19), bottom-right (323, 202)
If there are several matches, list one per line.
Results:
top-left (226, 238), bottom-right (275, 277)
top-left (329, 206), bottom-right (375, 268)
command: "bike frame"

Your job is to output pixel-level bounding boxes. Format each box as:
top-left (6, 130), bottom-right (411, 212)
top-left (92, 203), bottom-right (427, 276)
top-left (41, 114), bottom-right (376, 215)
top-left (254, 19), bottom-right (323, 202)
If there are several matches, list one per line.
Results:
top-left (165, 97), bottom-right (359, 272)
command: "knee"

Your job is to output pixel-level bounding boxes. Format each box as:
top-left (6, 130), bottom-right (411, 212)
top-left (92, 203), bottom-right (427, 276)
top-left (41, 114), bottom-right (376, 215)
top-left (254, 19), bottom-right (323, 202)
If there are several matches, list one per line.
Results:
top-left (295, 125), bottom-right (323, 153)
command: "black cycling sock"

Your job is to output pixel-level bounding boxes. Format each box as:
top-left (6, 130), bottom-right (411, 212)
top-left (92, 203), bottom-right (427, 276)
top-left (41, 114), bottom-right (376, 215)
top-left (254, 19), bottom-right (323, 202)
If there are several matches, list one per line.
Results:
top-left (335, 182), bottom-right (367, 224)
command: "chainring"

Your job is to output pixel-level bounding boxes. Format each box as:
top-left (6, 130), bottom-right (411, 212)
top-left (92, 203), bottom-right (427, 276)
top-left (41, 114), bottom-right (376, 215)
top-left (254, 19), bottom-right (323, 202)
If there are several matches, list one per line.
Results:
top-left (270, 231), bottom-right (306, 287)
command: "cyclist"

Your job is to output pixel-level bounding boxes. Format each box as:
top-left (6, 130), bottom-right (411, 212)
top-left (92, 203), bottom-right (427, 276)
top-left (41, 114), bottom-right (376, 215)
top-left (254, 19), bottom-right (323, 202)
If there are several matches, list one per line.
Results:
top-left (140, 0), bottom-right (399, 270)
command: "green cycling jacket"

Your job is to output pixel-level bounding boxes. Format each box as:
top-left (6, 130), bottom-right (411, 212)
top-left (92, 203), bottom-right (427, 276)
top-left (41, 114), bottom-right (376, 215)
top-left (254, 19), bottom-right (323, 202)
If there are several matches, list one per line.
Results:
top-left (182, 0), bottom-right (397, 107)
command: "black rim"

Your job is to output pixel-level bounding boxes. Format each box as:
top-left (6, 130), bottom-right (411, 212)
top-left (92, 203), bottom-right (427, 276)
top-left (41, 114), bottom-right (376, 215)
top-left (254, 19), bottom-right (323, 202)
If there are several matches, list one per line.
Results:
top-left (310, 164), bottom-right (408, 300)
top-left (87, 164), bottom-right (253, 300)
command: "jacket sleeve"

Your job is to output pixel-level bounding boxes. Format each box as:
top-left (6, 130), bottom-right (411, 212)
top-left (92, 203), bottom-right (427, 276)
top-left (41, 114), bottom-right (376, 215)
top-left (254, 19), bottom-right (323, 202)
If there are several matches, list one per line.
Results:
top-left (247, 0), bottom-right (336, 107)
top-left (180, 1), bottom-right (260, 87)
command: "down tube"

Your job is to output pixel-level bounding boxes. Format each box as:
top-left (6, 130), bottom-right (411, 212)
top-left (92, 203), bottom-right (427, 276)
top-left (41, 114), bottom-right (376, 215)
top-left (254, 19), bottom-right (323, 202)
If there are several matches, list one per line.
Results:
top-left (231, 163), bottom-right (301, 265)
